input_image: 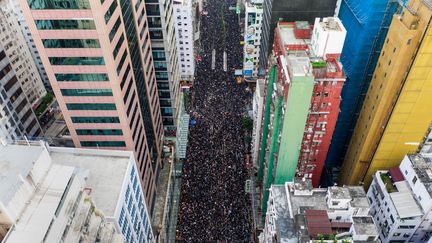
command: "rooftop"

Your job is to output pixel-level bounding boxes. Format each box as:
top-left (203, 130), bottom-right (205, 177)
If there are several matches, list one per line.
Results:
top-left (389, 181), bottom-right (422, 219)
top-left (271, 185), bottom-right (296, 242)
top-left (347, 187), bottom-right (369, 208)
top-left (278, 22), bottom-right (309, 48)
top-left (49, 147), bottom-right (132, 216)
top-left (317, 17), bottom-right (344, 32)
top-left (328, 187), bottom-right (351, 200)
top-left (408, 154), bottom-right (432, 197)
top-left (352, 216), bottom-right (378, 236)
top-left (0, 145), bottom-right (46, 203)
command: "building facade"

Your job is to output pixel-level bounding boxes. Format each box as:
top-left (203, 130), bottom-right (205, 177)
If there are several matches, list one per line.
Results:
top-left (367, 151), bottom-right (432, 242)
top-left (0, 40), bottom-right (42, 141)
top-left (258, 0), bottom-right (338, 74)
top-left (324, 0), bottom-right (399, 185)
top-left (251, 78), bottom-right (265, 169)
top-left (146, 0), bottom-right (181, 133)
top-left (173, 0), bottom-right (195, 82)
top-left (0, 142), bottom-right (155, 242)
top-left (8, 0), bottom-right (50, 88)
top-left (340, 0), bottom-right (432, 187)
top-left (258, 18), bottom-right (346, 204)
top-left (18, 0), bottom-right (164, 210)
top-left (261, 179), bottom-right (379, 242)
top-left (243, 0), bottom-right (263, 78)
top-left (0, 1), bottom-right (46, 106)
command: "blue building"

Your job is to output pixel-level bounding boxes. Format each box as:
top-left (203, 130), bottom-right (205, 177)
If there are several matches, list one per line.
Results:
top-left (323, 0), bottom-right (399, 185)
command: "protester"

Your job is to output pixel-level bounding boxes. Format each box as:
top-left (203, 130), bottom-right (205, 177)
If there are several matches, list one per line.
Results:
top-left (176, 0), bottom-right (252, 241)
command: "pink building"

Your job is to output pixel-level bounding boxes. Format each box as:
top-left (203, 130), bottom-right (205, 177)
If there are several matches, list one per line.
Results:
top-left (18, 0), bottom-right (164, 211)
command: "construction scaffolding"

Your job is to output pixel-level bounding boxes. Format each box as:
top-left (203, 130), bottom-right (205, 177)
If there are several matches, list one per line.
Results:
top-left (325, 0), bottom-right (399, 183)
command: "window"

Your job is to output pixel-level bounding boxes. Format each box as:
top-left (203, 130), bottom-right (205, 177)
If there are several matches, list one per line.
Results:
top-left (113, 34), bottom-right (125, 58)
top-left (71, 116), bottom-right (120, 123)
top-left (49, 57), bottom-right (105, 65)
top-left (35, 19), bottom-right (96, 29)
top-left (4, 76), bottom-right (18, 92)
top-left (80, 141), bottom-right (126, 147)
top-left (55, 73), bottom-right (109, 81)
top-left (412, 176), bottom-right (417, 185)
top-left (66, 103), bottom-right (116, 110)
top-left (28, 0), bottom-right (90, 9)
top-left (61, 89), bottom-right (113, 96)
top-left (109, 17), bottom-right (121, 41)
top-left (42, 39), bottom-right (100, 48)
top-left (104, 0), bottom-right (118, 23)
top-left (76, 129), bottom-right (123, 136)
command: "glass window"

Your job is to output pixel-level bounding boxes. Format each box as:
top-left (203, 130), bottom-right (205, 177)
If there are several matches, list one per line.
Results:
top-left (109, 17), bottom-right (121, 41)
top-left (61, 89), bottom-right (113, 96)
top-left (76, 129), bottom-right (123, 136)
top-left (49, 57), bottom-right (105, 65)
top-left (152, 50), bottom-right (165, 60)
top-left (35, 19), bottom-right (96, 29)
top-left (117, 51), bottom-right (128, 75)
top-left (113, 34), bottom-right (125, 58)
top-left (66, 103), bottom-right (116, 110)
top-left (55, 73), bottom-right (109, 81)
top-left (153, 61), bottom-right (167, 71)
top-left (80, 141), bottom-right (126, 147)
top-left (104, 0), bottom-right (118, 23)
top-left (43, 39), bottom-right (100, 48)
top-left (27, 0), bottom-right (90, 9)
top-left (71, 116), bottom-right (120, 123)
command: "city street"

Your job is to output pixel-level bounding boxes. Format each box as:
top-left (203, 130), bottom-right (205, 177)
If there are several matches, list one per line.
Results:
top-left (176, 0), bottom-right (252, 241)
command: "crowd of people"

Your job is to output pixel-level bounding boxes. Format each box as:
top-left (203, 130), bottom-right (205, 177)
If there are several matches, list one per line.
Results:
top-left (176, 0), bottom-right (252, 242)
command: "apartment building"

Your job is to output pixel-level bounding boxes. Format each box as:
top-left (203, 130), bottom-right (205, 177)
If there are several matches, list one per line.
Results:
top-left (173, 0), bottom-right (195, 82)
top-left (0, 0), bottom-right (46, 105)
top-left (0, 41), bottom-right (42, 141)
top-left (18, 0), bottom-right (164, 210)
top-left (367, 153), bottom-right (432, 242)
top-left (146, 0), bottom-right (181, 133)
top-left (261, 179), bottom-right (379, 242)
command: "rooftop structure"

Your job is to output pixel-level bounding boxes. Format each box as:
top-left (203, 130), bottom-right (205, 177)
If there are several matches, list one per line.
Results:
top-left (261, 179), bottom-right (379, 242)
top-left (0, 141), bottom-right (155, 242)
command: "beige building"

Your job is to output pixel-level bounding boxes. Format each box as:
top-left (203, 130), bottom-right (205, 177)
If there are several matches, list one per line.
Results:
top-left (0, 0), bottom-right (46, 106)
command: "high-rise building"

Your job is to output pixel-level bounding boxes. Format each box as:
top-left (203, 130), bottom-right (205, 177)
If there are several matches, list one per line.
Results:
top-left (258, 18), bottom-right (346, 205)
top-left (324, 0), bottom-right (399, 185)
top-left (0, 141), bottom-right (155, 242)
top-left (18, 0), bottom-right (164, 210)
top-left (146, 0), bottom-right (181, 134)
top-left (243, 0), bottom-right (263, 78)
top-left (367, 146), bottom-right (432, 242)
top-left (251, 78), bottom-right (265, 169)
top-left (261, 179), bottom-right (379, 242)
top-left (258, 0), bottom-right (338, 74)
top-left (8, 0), bottom-right (50, 88)
top-left (0, 1), bottom-right (46, 106)
top-left (173, 0), bottom-right (195, 83)
top-left (0, 41), bottom-right (42, 141)
top-left (340, 0), bottom-right (432, 187)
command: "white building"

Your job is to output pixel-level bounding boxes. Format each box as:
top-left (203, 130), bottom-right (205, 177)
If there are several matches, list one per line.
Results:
top-left (173, 0), bottom-right (195, 82)
top-left (146, 0), bottom-right (181, 131)
top-left (367, 152), bottom-right (432, 242)
top-left (0, 1), bottom-right (46, 106)
top-left (0, 41), bottom-right (42, 141)
top-left (251, 78), bottom-right (265, 168)
top-left (261, 179), bottom-right (379, 242)
top-left (0, 141), bottom-right (155, 243)
top-left (243, 0), bottom-right (263, 78)
top-left (8, 0), bottom-right (50, 88)
top-left (311, 17), bottom-right (346, 58)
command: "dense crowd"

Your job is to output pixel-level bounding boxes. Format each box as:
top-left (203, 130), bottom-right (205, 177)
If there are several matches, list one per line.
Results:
top-left (176, 0), bottom-right (252, 242)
